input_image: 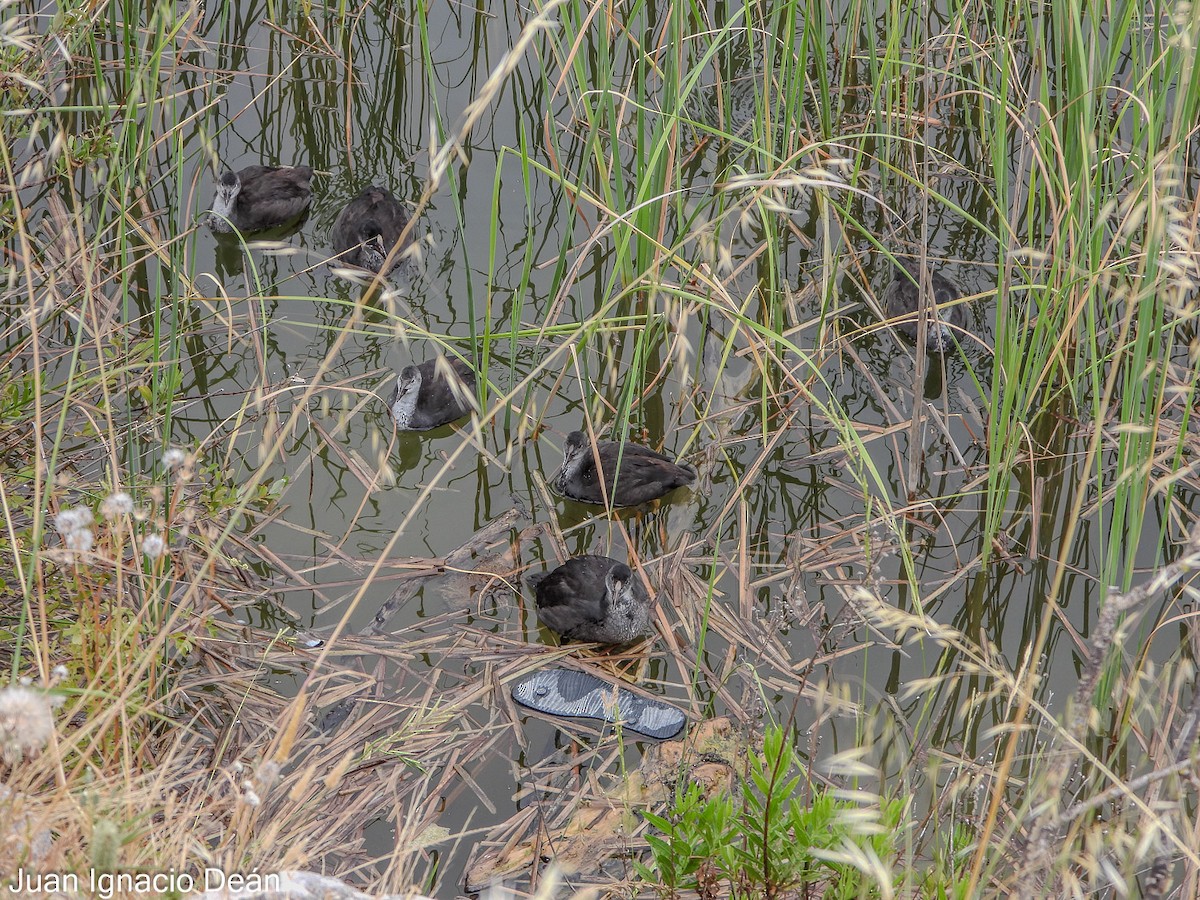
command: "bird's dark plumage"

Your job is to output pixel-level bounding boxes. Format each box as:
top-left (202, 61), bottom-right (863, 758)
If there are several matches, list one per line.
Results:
top-left (331, 186), bottom-right (412, 273)
top-left (552, 431), bottom-right (695, 507)
top-left (526, 555), bottom-right (654, 644)
top-left (389, 357), bottom-right (476, 431)
top-left (207, 165), bottom-right (314, 235)
top-left (882, 257), bottom-right (966, 351)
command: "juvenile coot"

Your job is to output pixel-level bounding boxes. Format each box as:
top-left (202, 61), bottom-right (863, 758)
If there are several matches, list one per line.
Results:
top-left (882, 257), bottom-right (966, 352)
top-left (331, 186), bottom-right (412, 273)
top-left (526, 555), bottom-right (654, 644)
top-left (553, 430), bottom-right (695, 507)
top-left (389, 357), bottom-right (477, 431)
top-left (207, 165), bottom-right (314, 235)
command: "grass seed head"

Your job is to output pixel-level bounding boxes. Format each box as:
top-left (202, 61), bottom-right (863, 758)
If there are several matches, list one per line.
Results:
top-left (0, 685), bottom-right (55, 766)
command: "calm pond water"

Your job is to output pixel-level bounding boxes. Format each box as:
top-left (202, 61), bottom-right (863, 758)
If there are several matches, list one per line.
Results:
top-left (91, 0), bottom-right (1188, 892)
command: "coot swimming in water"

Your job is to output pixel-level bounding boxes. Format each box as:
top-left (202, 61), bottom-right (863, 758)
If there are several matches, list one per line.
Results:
top-left (882, 257), bottom-right (966, 352)
top-left (552, 430), bottom-right (695, 507)
top-left (389, 357), bottom-right (477, 431)
top-left (331, 186), bottom-right (412, 273)
top-left (207, 165), bottom-right (314, 235)
top-left (526, 555), bottom-right (654, 644)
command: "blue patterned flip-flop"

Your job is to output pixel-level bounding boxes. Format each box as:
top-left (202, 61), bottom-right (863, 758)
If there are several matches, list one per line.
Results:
top-left (511, 667), bottom-right (686, 740)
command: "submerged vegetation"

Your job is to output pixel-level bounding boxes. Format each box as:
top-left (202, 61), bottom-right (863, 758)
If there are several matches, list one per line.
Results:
top-left (2, 0), bottom-right (1199, 897)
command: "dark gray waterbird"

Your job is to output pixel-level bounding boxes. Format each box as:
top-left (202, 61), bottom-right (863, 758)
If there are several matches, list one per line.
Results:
top-left (389, 357), bottom-right (477, 431)
top-left (553, 431), bottom-right (695, 507)
top-left (526, 555), bottom-right (654, 644)
top-left (331, 186), bottom-right (412, 273)
top-left (207, 165), bottom-right (314, 235)
top-left (882, 257), bottom-right (966, 352)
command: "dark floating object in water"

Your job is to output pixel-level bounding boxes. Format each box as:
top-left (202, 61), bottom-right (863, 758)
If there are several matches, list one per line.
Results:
top-left (526, 554), bottom-right (654, 644)
top-left (552, 431), bottom-right (695, 507)
top-left (511, 666), bottom-right (686, 740)
top-left (389, 357), bottom-right (477, 431)
top-left (331, 185), bottom-right (412, 273)
top-left (882, 257), bottom-right (966, 352)
top-left (207, 165), bottom-right (314, 235)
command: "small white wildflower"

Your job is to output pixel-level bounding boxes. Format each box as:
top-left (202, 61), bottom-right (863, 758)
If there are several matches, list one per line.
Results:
top-left (162, 448), bottom-right (186, 469)
top-left (53, 506), bottom-right (93, 536)
top-left (64, 529), bottom-right (94, 552)
top-left (140, 533), bottom-right (167, 560)
top-left (99, 492), bottom-right (133, 520)
top-left (0, 685), bottom-right (56, 766)
top-left (51, 665), bottom-right (68, 680)
top-left (240, 782), bottom-right (261, 808)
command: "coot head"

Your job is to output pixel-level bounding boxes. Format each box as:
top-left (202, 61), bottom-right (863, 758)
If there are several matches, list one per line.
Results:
top-left (208, 172), bottom-right (242, 233)
top-left (393, 365), bottom-right (422, 402)
top-left (558, 431), bottom-right (589, 475)
top-left (389, 365), bottom-right (425, 430)
top-left (604, 563), bottom-right (634, 603)
top-left (358, 220), bottom-right (388, 273)
top-left (883, 258), bottom-right (965, 352)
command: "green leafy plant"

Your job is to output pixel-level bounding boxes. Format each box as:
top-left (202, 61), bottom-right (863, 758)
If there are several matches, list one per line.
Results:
top-left (639, 724), bottom-right (910, 898)
top-left (640, 779), bottom-right (737, 892)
